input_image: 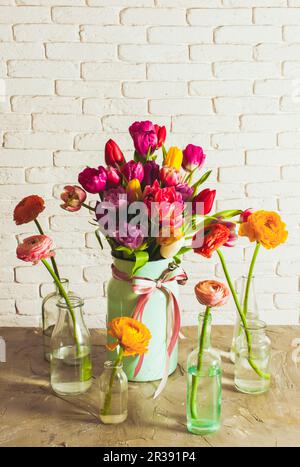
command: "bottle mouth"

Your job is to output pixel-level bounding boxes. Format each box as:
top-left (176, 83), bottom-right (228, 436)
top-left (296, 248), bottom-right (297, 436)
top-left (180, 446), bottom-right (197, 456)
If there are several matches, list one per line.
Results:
top-left (104, 360), bottom-right (123, 369)
top-left (241, 319), bottom-right (266, 331)
top-left (53, 278), bottom-right (69, 285)
top-left (57, 295), bottom-right (84, 308)
top-left (241, 275), bottom-right (255, 279)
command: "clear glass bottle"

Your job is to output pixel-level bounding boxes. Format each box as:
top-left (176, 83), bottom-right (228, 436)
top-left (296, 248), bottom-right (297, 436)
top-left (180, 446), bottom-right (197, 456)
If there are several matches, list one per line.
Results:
top-left (99, 361), bottom-right (128, 425)
top-left (230, 275), bottom-right (259, 363)
top-left (186, 312), bottom-right (222, 435)
top-left (42, 278), bottom-right (70, 362)
top-left (234, 319), bottom-right (271, 394)
top-left (50, 295), bottom-right (92, 396)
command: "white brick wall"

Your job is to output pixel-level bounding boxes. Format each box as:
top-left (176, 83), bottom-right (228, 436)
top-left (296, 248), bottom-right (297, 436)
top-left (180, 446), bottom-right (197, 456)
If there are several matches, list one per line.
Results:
top-left (0, 1), bottom-right (299, 328)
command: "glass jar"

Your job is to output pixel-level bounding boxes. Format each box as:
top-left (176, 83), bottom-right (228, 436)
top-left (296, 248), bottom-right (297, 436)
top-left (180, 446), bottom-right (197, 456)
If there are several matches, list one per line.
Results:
top-left (234, 319), bottom-right (271, 394)
top-left (230, 275), bottom-right (259, 362)
top-left (50, 295), bottom-right (92, 396)
top-left (99, 361), bottom-right (128, 425)
top-left (186, 312), bottom-right (222, 435)
top-left (42, 278), bottom-right (71, 362)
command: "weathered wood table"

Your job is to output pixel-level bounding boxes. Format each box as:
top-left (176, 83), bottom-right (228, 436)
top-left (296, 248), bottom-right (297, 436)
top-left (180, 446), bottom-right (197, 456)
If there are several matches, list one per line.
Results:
top-left (0, 326), bottom-right (299, 447)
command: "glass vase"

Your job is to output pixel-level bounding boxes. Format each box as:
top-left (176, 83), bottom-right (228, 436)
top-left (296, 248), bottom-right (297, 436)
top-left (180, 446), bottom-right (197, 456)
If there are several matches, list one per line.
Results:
top-left (42, 278), bottom-right (71, 362)
top-left (99, 361), bottom-right (128, 425)
top-left (234, 319), bottom-right (271, 394)
top-left (186, 312), bottom-right (222, 435)
top-left (230, 275), bottom-right (259, 363)
top-left (50, 295), bottom-right (92, 395)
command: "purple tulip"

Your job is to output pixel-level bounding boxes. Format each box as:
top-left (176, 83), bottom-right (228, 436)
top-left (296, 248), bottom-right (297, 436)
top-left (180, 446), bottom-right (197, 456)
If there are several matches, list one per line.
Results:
top-left (116, 223), bottom-right (144, 250)
top-left (182, 144), bottom-right (206, 172)
top-left (95, 187), bottom-right (127, 236)
top-left (175, 183), bottom-right (193, 201)
top-left (143, 160), bottom-right (160, 187)
top-left (78, 166), bottom-right (107, 194)
top-left (129, 120), bottom-right (158, 157)
top-left (121, 160), bottom-right (144, 183)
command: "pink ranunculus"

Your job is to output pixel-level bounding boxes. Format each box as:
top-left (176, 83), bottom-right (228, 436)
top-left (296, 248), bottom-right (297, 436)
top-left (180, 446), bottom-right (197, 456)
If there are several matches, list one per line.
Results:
top-left (78, 166), bottom-right (107, 194)
top-left (121, 160), bottom-right (144, 183)
top-left (106, 166), bottom-right (121, 188)
top-left (60, 185), bottom-right (87, 212)
top-left (160, 166), bottom-right (182, 187)
top-left (195, 280), bottom-right (230, 308)
top-left (129, 120), bottom-right (158, 157)
top-left (182, 144), bottom-right (206, 172)
top-left (240, 208), bottom-right (254, 223)
top-left (16, 235), bottom-right (55, 265)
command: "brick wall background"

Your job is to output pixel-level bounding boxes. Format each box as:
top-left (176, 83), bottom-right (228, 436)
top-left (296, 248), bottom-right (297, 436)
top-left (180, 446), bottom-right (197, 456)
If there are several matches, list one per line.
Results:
top-left (0, 0), bottom-right (299, 327)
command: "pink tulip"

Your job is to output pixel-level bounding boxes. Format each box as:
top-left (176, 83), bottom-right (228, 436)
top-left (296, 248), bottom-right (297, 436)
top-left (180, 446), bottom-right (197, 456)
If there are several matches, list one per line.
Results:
top-left (16, 235), bottom-right (55, 265)
top-left (182, 144), bottom-right (206, 172)
top-left (240, 208), bottom-right (254, 223)
top-left (106, 166), bottom-right (121, 188)
top-left (121, 160), bottom-right (144, 183)
top-left (195, 280), bottom-right (230, 308)
top-left (160, 166), bottom-right (182, 187)
top-left (78, 166), bottom-right (107, 194)
top-left (60, 185), bottom-right (87, 212)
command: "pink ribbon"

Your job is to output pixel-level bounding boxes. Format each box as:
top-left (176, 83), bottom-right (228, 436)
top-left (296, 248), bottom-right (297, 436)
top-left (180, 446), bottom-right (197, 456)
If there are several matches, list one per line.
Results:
top-left (111, 263), bottom-right (187, 398)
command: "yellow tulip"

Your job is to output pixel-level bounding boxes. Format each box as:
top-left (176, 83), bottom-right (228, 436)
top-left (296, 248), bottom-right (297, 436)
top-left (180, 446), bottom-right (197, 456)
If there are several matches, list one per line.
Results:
top-left (164, 146), bottom-right (183, 171)
top-left (160, 237), bottom-right (185, 259)
top-left (126, 178), bottom-right (142, 203)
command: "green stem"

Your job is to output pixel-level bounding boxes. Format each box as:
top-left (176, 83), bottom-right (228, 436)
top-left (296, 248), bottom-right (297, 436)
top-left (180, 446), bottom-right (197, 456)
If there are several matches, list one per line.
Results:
top-left (216, 249), bottom-right (270, 380)
top-left (82, 202), bottom-right (95, 212)
top-left (34, 219), bottom-right (60, 281)
top-left (101, 347), bottom-right (124, 417)
top-left (190, 306), bottom-right (211, 420)
top-left (41, 259), bottom-right (80, 354)
top-left (243, 242), bottom-right (260, 317)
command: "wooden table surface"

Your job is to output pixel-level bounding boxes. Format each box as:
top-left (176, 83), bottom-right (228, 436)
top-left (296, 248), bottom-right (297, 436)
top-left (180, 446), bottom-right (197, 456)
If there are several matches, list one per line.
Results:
top-left (0, 326), bottom-right (299, 447)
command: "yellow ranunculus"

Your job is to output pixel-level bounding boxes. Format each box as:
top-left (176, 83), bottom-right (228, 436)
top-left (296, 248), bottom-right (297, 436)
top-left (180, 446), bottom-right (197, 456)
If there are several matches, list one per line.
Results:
top-left (126, 178), bottom-right (142, 203)
top-left (164, 146), bottom-right (183, 171)
top-left (238, 210), bottom-right (288, 249)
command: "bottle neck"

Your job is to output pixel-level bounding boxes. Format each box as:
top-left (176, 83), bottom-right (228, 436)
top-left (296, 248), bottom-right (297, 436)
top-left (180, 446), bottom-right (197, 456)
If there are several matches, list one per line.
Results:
top-left (198, 311), bottom-right (212, 349)
top-left (57, 295), bottom-right (84, 325)
top-left (54, 278), bottom-right (69, 296)
top-left (240, 275), bottom-right (258, 318)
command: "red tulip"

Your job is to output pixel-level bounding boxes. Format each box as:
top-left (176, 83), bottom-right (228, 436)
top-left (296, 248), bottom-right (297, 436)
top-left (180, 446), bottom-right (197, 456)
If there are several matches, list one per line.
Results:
top-left (105, 139), bottom-right (125, 168)
top-left (154, 125), bottom-right (167, 148)
top-left (192, 189), bottom-right (216, 215)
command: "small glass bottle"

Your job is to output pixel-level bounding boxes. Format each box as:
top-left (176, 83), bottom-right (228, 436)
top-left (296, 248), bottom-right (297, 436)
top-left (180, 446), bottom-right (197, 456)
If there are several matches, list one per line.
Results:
top-left (186, 312), bottom-right (222, 435)
top-left (99, 361), bottom-right (128, 425)
top-left (234, 319), bottom-right (271, 394)
top-left (230, 275), bottom-right (259, 362)
top-left (50, 295), bottom-right (92, 396)
top-left (42, 278), bottom-right (71, 362)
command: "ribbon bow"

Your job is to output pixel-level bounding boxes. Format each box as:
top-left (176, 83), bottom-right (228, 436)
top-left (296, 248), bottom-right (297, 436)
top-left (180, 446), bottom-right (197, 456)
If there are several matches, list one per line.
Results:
top-left (111, 263), bottom-right (187, 398)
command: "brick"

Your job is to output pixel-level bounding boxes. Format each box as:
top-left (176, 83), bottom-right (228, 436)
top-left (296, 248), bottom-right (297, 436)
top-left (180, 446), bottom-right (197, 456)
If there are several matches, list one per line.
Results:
top-left (214, 97), bottom-right (278, 114)
top-left (254, 7), bottom-right (300, 25)
top-left (46, 43), bottom-right (115, 60)
top-left (214, 62), bottom-right (280, 79)
top-left (148, 63), bottom-right (211, 81)
top-left (123, 81), bottom-right (187, 98)
top-left (13, 24), bottom-right (79, 42)
top-left (241, 114), bottom-right (300, 131)
top-left (205, 150), bottom-right (244, 167)
top-left (0, 148), bottom-right (52, 167)
top-left (246, 182), bottom-right (300, 197)
top-left (33, 114), bottom-right (100, 132)
top-left (255, 43), bottom-right (300, 61)
top-left (0, 6), bottom-right (50, 23)
top-left (83, 98), bottom-right (147, 115)
top-left (159, 0), bottom-right (221, 5)
top-left (3, 78), bottom-right (53, 95)
top-left (0, 114), bottom-right (30, 130)
top-left (226, 0), bottom-right (286, 5)
top-left (190, 80), bottom-right (252, 97)
top-left (172, 115), bottom-right (239, 133)
top-left (75, 132), bottom-right (131, 150)
top-left (54, 150), bottom-right (101, 167)
top-left (278, 132), bottom-right (300, 148)
top-left (149, 98), bottom-right (212, 115)
top-left (52, 6), bottom-right (119, 24)
top-left (283, 25), bottom-right (300, 42)
top-left (279, 197), bottom-right (300, 213)
top-left (187, 8), bottom-right (252, 25)
top-left (0, 315), bottom-right (40, 326)
top-left (0, 43), bottom-right (43, 59)
top-left (103, 115), bottom-right (171, 132)
top-left (88, 0), bottom-right (153, 5)
top-left (82, 62), bottom-right (145, 80)
top-left (282, 165), bottom-right (300, 181)
top-left (80, 25), bottom-right (146, 43)
top-left (120, 8), bottom-right (186, 26)
top-left (246, 149), bottom-right (299, 165)
top-left (0, 25), bottom-right (12, 41)
top-left (49, 215), bottom-right (91, 232)
top-left (220, 165), bottom-right (280, 182)
top-left (16, 0), bottom-right (85, 4)
top-left (254, 79), bottom-right (298, 96)
top-left (4, 132), bottom-right (73, 150)
top-left (119, 44), bottom-right (188, 63)
top-left (56, 80), bottom-right (120, 98)
top-left (283, 61), bottom-right (300, 78)
top-left (280, 96), bottom-right (300, 112)
top-left (0, 300), bottom-right (15, 315)
top-left (11, 96), bottom-right (82, 114)
top-left (0, 283), bottom-right (38, 299)
top-left (215, 26), bottom-right (281, 44)
top-left (0, 168), bottom-right (24, 184)
top-left (191, 44), bottom-right (252, 61)
top-left (216, 197), bottom-right (277, 212)
top-left (277, 260), bottom-right (300, 276)
top-left (212, 133), bottom-right (276, 150)
top-left (275, 294), bottom-right (300, 310)
top-left (8, 60), bottom-right (79, 78)
top-left (148, 26), bottom-right (212, 44)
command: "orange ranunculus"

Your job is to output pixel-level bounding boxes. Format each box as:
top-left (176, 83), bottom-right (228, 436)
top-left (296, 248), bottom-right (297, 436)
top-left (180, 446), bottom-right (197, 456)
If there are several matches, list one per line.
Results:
top-left (107, 317), bottom-right (151, 357)
top-left (14, 195), bottom-right (45, 225)
top-left (238, 210), bottom-right (288, 249)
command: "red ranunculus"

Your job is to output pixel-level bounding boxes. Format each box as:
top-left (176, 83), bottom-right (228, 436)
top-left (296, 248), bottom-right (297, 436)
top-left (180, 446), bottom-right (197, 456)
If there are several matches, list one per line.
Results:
top-left (14, 195), bottom-right (45, 225)
top-left (193, 223), bottom-right (230, 258)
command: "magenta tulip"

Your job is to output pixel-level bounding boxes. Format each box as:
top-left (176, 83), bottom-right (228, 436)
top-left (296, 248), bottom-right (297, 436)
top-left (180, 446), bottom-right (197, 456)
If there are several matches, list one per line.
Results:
top-left (182, 144), bottom-right (206, 172)
top-left (78, 166), bottom-right (107, 194)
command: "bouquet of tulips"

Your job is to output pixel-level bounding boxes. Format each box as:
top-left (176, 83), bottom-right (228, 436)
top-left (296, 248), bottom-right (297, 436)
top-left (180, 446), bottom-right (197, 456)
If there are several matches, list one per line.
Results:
top-left (61, 120), bottom-right (242, 274)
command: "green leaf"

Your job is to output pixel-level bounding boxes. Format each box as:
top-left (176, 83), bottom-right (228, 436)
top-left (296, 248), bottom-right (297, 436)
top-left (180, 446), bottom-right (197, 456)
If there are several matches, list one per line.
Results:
top-left (95, 229), bottom-right (103, 250)
top-left (192, 170), bottom-right (212, 196)
top-left (177, 246), bottom-right (192, 256)
top-left (115, 245), bottom-right (134, 256)
top-left (132, 250), bottom-right (149, 276)
top-left (162, 144), bottom-right (167, 161)
top-left (134, 150), bottom-right (143, 163)
top-left (213, 209), bottom-right (243, 219)
top-left (146, 146), bottom-right (152, 162)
